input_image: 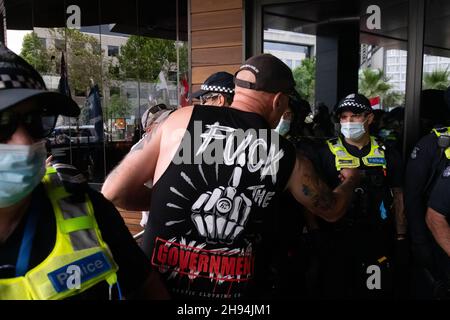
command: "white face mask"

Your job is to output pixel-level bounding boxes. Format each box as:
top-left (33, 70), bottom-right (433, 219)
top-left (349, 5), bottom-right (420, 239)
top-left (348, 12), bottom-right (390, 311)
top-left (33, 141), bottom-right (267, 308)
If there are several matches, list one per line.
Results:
top-left (275, 119), bottom-right (291, 136)
top-left (0, 141), bottom-right (47, 208)
top-left (340, 121), bottom-right (366, 140)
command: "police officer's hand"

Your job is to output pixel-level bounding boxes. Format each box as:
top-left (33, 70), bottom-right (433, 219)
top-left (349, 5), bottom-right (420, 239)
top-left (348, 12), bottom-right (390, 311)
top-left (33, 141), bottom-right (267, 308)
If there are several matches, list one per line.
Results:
top-left (339, 168), bottom-right (361, 184)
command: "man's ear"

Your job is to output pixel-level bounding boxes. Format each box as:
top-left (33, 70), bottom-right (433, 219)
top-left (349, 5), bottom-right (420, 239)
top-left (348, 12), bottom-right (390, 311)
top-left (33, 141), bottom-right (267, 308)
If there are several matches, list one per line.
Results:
top-left (217, 94), bottom-right (226, 107)
top-left (367, 112), bottom-right (375, 125)
top-left (272, 92), bottom-right (289, 113)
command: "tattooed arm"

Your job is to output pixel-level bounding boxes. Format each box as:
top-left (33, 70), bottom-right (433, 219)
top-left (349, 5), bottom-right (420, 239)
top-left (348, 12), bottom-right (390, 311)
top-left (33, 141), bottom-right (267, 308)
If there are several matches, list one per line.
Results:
top-left (101, 122), bottom-right (163, 211)
top-left (287, 154), bottom-right (359, 222)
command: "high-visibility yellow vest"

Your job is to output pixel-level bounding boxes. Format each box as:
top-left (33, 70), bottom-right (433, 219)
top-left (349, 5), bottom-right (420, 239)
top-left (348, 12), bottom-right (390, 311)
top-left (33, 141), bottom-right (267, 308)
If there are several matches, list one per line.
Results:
top-left (432, 127), bottom-right (450, 159)
top-left (327, 136), bottom-right (387, 171)
top-left (0, 166), bottom-right (118, 300)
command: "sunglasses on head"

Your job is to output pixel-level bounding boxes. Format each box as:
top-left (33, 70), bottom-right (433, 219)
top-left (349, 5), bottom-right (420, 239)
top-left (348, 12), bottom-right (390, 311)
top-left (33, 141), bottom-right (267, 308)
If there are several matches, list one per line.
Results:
top-left (200, 93), bottom-right (221, 105)
top-left (0, 108), bottom-right (57, 142)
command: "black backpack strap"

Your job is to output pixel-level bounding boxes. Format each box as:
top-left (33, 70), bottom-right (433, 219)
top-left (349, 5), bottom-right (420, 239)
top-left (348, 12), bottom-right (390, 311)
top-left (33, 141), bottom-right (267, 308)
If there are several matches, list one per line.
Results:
top-left (50, 162), bottom-right (89, 199)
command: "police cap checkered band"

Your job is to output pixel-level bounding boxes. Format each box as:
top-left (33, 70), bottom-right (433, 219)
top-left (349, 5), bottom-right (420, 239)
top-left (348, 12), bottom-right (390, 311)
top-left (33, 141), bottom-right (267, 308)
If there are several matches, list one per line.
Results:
top-left (335, 93), bottom-right (372, 114)
top-left (0, 73), bottom-right (45, 90)
top-left (200, 84), bottom-right (234, 94)
top-left (192, 71), bottom-right (235, 98)
top-left (0, 43), bottom-right (80, 117)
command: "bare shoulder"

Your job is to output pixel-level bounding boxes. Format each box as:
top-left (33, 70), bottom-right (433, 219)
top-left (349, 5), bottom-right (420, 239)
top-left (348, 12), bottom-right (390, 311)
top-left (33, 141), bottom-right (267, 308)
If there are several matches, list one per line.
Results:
top-left (296, 152), bottom-right (315, 172)
top-left (164, 106), bottom-right (194, 124)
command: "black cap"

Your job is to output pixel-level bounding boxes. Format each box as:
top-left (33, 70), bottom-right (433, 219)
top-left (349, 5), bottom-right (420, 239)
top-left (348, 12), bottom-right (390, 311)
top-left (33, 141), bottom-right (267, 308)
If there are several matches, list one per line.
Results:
top-left (234, 54), bottom-right (296, 96)
top-left (0, 43), bottom-right (80, 117)
top-left (335, 93), bottom-right (372, 115)
top-left (191, 72), bottom-right (235, 98)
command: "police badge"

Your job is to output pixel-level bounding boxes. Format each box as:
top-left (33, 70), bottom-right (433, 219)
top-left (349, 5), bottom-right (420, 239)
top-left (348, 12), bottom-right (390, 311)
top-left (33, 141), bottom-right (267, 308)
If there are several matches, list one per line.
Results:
top-left (410, 147), bottom-right (419, 159)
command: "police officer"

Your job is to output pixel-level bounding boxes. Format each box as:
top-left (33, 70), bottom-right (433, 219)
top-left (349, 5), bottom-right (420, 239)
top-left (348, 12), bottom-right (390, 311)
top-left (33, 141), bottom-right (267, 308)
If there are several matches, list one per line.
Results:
top-left (314, 93), bottom-right (405, 299)
top-left (426, 164), bottom-right (450, 299)
top-left (0, 44), bottom-right (168, 300)
top-left (405, 86), bottom-right (450, 299)
top-left (191, 71), bottom-right (235, 107)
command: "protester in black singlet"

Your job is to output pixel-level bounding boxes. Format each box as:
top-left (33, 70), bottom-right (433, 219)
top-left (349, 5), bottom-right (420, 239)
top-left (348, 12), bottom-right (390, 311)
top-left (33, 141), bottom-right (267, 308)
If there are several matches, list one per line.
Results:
top-left (102, 53), bottom-right (359, 299)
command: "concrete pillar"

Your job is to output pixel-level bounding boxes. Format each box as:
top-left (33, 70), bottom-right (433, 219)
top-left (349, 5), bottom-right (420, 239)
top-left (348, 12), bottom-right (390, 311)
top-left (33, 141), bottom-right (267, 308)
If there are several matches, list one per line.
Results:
top-left (315, 21), bottom-right (360, 109)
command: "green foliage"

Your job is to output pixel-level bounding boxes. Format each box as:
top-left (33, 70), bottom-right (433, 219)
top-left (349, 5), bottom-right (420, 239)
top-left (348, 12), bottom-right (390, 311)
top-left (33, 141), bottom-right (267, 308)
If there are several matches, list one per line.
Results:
top-left (106, 94), bottom-right (132, 119)
top-left (20, 32), bottom-right (52, 74)
top-left (358, 68), bottom-right (392, 99)
top-left (423, 69), bottom-right (450, 90)
top-left (22, 28), bottom-right (105, 94)
top-left (383, 91), bottom-right (404, 108)
top-left (293, 57), bottom-right (315, 104)
top-left (51, 28), bottom-right (104, 95)
top-left (114, 36), bottom-right (188, 82)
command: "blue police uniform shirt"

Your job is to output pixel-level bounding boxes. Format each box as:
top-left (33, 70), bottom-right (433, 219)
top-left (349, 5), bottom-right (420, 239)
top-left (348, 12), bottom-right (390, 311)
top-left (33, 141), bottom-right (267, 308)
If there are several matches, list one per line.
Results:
top-left (428, 168), bottom-right (450, 224)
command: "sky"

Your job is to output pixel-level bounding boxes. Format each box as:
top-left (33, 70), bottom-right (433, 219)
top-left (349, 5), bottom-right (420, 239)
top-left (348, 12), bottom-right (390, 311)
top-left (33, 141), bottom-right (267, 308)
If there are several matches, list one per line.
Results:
top-left (6, 30), bottom-right (32, 55)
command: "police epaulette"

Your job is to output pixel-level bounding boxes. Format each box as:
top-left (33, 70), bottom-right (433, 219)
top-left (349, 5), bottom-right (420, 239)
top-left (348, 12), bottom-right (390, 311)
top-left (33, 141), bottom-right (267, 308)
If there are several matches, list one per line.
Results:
top-left (434, 127), bottom-right (450, 133)
top-left (51, 163), bottom-right (89, 195)
top-left (328, 137), bottom-right (339, 144)
top-left (373, 136), bottom-right (386, 150)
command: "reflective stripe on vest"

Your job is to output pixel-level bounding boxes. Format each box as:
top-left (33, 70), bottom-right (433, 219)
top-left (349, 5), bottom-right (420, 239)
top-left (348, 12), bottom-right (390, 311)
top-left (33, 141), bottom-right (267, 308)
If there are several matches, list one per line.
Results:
top-left (432, 127), bottom-right (450, 159)
top-left (327, 136), bottom-right (387, 171)
top-left (0, 167), bottom-right (118, 300)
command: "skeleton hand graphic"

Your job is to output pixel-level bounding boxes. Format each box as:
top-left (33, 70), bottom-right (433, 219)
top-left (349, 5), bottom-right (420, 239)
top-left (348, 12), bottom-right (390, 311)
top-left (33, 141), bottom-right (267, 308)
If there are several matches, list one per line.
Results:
top-left (191, 166), bottom-right (252, 244)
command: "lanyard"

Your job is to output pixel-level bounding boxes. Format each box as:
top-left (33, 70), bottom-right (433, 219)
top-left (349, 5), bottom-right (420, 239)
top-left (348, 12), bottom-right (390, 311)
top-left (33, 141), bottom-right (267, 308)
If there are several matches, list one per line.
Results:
top-left (15, 195), bottom-right (39, 277)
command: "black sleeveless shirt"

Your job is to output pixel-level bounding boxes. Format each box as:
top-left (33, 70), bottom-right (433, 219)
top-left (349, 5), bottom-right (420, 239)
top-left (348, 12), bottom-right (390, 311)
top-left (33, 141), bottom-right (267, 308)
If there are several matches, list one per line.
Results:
top-left (142, 105), bottom-right (296, 299)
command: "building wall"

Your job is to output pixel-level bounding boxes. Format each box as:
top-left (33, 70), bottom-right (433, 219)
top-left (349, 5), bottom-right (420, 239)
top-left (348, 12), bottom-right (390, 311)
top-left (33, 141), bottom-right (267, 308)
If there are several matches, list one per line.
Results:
top-left (263, 29), bottom-right (316, 70)
top-left (0, 0), bottom-right (5, 44)
top-left (190, 0), bottom-right (244, 94)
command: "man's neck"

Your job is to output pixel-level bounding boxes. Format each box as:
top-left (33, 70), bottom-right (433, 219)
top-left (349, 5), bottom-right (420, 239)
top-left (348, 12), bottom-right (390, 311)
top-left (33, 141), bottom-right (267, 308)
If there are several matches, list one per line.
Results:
top-left (230, 95), bottom-right (269, 120)
top-left (344, 134), bottom-right (371, 150)
top-left (0, 195), bottom-right (32, 243)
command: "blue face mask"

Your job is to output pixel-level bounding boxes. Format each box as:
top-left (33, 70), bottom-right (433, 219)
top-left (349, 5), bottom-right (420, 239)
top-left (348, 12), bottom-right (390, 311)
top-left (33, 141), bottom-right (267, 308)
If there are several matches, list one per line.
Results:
top-left (0, 141), bottom-right (47, 208)
top-left (340, 121), bottom-right (366, 140)
top-left (275, 119), bottom-right (291, 136)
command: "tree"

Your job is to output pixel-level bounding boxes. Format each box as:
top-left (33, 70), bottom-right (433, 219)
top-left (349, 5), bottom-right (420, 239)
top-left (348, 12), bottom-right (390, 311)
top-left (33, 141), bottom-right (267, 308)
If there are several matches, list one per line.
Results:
top-left (114, 35), bottom-right (188, 82)
top-left (49, 28), bottom-right (104, 95)
top-left (423, 69), bottom-right (450, 90)
top-left (20, 32), bottom-right (52, 74)
top-left (383, 91), bottom-right (404, 108)
top-left (293, 57), bottom-right (315, 105)
top-left (104, 94), bottom-right (132, 133)
top-left (105, 94), bottom-right (132, 119)
top-left (358, 68), bottom-right (392, 99)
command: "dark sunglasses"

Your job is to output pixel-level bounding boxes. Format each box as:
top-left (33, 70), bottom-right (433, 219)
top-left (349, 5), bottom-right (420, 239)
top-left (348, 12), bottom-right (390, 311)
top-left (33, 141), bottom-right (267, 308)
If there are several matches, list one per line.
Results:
top-left (0, 108), bottom-right (57, 142)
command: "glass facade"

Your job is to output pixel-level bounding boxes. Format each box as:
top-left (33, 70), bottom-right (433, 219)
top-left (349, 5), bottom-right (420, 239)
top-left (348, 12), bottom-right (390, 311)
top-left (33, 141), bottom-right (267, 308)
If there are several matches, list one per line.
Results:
top-left (5, 0), bottom-right (188, 185)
